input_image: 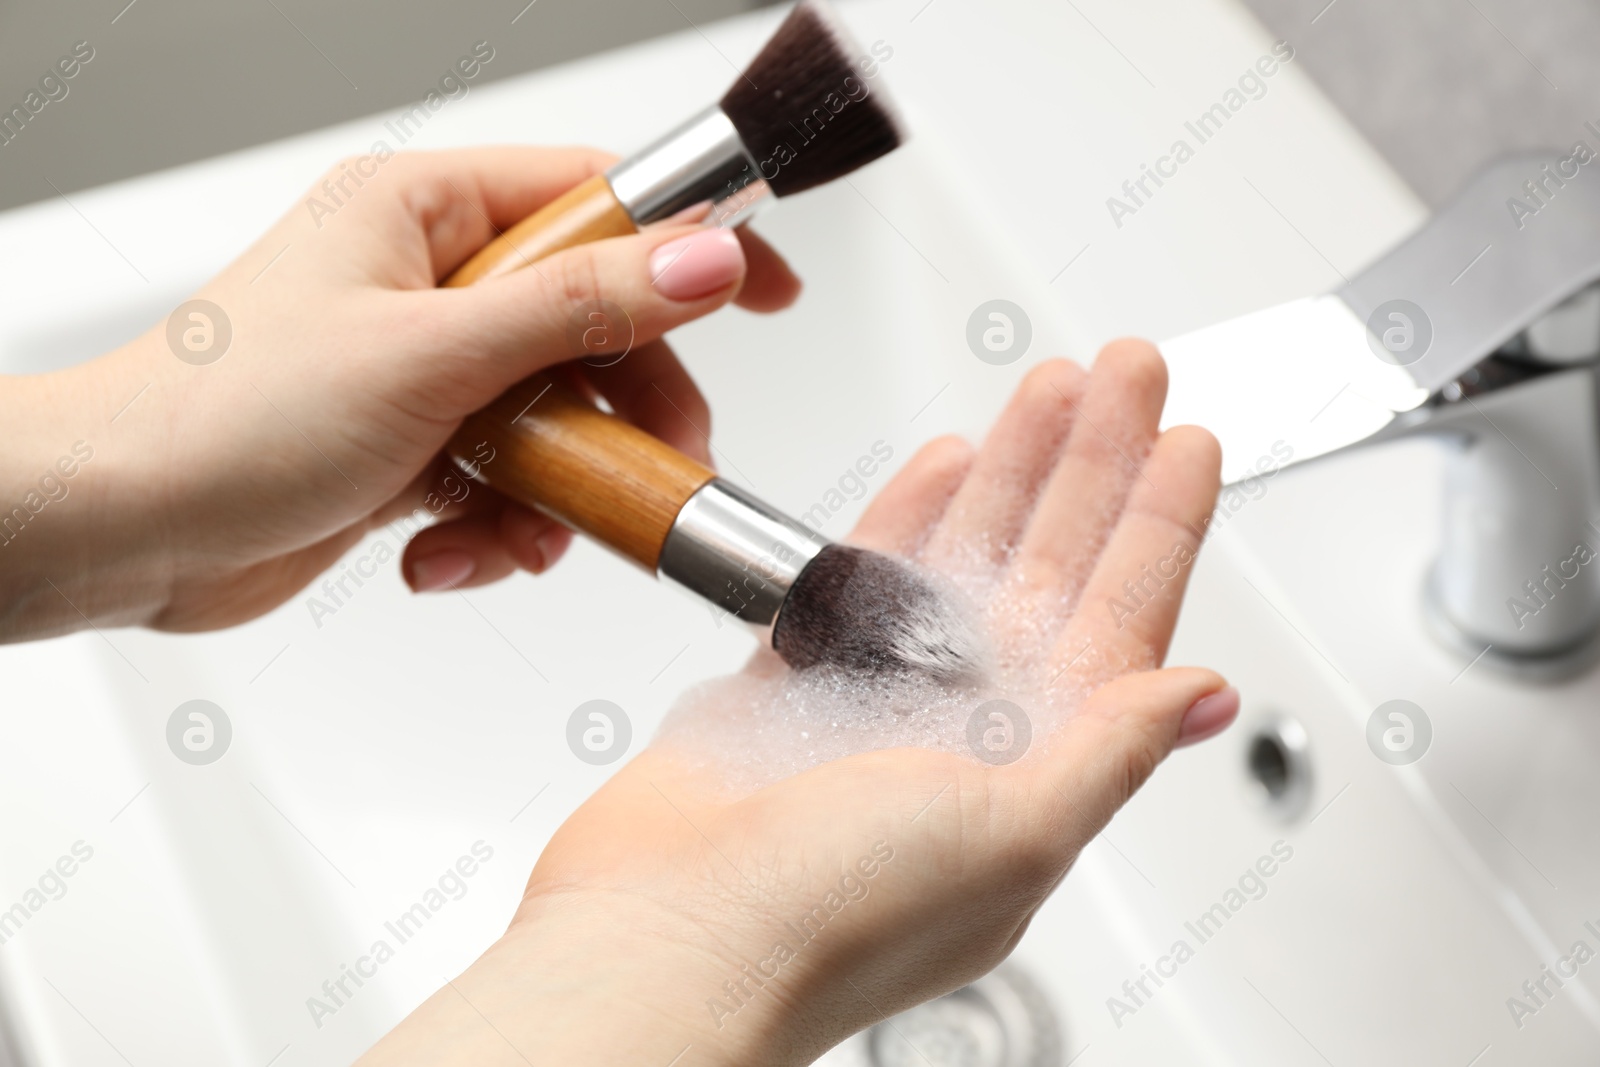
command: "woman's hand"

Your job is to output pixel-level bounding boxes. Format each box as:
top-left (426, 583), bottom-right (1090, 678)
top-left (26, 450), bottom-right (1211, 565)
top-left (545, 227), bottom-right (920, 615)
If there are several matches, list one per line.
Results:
top-left (359, 343), bottom-right (1236, 1067)
top-left (0, 146), bottom-right (799, 639)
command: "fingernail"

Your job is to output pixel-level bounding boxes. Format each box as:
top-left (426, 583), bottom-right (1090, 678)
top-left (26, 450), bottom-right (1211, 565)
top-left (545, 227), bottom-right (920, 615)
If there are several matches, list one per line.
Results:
top-left (1176, 686), bottom-right (1239, 747)
top-left (410, 551), bottom-right (475, 592)
top-left (649, 229), bottom-right (744, 302)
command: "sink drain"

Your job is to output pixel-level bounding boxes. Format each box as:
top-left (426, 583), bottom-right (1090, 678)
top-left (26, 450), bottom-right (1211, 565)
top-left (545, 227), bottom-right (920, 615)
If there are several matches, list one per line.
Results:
top-left (864, 964), bottom-right (1063, 1067)
top-left (1245, 714), bottom-right (1312, 821)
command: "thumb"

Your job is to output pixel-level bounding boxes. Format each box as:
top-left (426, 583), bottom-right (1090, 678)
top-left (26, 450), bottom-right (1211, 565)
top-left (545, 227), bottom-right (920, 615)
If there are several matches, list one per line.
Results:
top-left (427, 224), bottom-right (747, 410)
top-left (1038, 667), bottom-right (1237, 833)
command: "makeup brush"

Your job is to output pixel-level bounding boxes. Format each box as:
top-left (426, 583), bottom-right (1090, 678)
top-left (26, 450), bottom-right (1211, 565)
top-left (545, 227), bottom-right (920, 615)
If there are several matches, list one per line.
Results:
top-left (447, 0), bottom-right (905, 284)
top-left (448, 374), bottom-right (982, 681)
top-left (432, 2), bottom-right (971, 679)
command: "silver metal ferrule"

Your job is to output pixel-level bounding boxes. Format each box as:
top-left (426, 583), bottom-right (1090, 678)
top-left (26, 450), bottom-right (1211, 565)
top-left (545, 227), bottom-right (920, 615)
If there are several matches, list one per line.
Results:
top-left (606, 105), bottom-right (773, 229)
top-left (657, 479), bottom-right (826, 627)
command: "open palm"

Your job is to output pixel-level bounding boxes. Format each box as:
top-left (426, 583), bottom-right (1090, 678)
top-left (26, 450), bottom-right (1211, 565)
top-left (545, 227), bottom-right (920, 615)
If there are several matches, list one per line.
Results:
top-left (472, 343), bottom-right (1233, 1065)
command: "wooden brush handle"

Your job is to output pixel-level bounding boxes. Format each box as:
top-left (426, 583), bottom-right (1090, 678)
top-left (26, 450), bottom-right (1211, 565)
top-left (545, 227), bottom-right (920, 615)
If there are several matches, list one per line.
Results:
top-left (443, 172), bottom-right (638, 286)
top-left (440, 171), bottom-right (709, 570)
top-left (448, 375), bottom-right (715, 570)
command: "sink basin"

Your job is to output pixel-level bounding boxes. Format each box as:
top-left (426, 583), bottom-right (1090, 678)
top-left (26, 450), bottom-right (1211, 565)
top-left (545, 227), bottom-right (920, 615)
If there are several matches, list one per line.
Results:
top-left (821, 453), bottom-right (1600, 1065)
top-left (6, 1), bottom-right (1585, 1064)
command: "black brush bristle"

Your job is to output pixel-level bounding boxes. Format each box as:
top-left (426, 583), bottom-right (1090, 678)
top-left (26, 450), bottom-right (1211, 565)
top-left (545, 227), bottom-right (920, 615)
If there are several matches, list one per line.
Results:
top-left (720, 0), bottom-right (905, 197)
top-left (772, 544), bottom-right (982, 681)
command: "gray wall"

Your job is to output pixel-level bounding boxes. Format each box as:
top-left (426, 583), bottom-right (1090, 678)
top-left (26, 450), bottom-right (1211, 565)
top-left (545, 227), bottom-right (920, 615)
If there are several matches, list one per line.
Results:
top-left (1240, 0), bottom-right (1600, 206)
top-left (0, 0), bottom-right (773, 213)
top-left (11, 0), bottom-right (1597, 218)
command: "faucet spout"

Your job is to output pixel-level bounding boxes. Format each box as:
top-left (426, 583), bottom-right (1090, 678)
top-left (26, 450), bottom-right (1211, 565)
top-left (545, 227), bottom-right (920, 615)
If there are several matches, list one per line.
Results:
top-left (1161, 152), bottom-right (1600, 676)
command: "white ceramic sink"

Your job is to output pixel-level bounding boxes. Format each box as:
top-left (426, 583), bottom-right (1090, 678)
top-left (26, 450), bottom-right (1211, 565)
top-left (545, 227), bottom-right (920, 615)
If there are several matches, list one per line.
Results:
top-left (6, 1), bottom-right (1591, 1064)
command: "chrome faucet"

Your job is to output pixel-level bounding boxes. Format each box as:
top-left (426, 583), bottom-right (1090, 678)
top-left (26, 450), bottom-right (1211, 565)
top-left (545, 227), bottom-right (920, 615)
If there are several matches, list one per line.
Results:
top-left (1162, 152), bottom-right (1600, 678)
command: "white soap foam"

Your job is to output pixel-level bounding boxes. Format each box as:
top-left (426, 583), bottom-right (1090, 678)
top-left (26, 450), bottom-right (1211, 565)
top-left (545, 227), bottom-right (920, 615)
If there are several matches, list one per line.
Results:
top-left (655, 416), bottom-right (1162, 798)
top-left (654, 529), bottom-right (1152, 798)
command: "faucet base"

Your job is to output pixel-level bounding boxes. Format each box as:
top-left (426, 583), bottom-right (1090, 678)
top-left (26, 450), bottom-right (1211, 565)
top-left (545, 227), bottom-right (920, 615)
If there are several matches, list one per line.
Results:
top-left (1423, 565), bottom-right (1600, 684)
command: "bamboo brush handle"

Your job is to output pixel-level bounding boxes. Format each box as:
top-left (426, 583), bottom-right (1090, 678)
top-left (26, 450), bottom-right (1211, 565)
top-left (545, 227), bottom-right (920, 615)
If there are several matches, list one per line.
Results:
top-left (441, 171), bottom-right (713, 569)
top-left (444, 173), bottom-right (638, 285)
top-left (448, 374), bottom-right (715, 570)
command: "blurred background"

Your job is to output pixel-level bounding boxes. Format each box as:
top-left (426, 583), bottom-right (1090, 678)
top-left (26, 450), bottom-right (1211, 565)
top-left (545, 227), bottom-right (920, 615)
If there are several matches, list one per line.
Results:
top-left (0, 0), bottom-right (777, 212)
top-left (4, 0), bottom-right (1600, 1065)
top-left (1242, 0), bottom-right (1600, 206)
top-left (5, 0), bottom-right (1599, 212)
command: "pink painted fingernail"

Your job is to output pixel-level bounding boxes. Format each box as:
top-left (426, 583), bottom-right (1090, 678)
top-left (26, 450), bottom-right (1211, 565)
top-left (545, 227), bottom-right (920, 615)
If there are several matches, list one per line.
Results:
top-left (1176, 686), bottom-right (1239, 747)
top-left (410, 550), bottom-right (475, 592)
top-left (649, 229), bottom-right (744, 302)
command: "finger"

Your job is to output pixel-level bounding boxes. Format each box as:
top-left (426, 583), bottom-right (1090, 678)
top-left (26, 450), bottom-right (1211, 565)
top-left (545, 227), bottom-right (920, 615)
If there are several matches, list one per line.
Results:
top-left (362, 457), bottom-right (577, 588)
top-left (501, 501), bottom-right (575, 573)
top-left (1014, 340), bottom-right (1169, 604)
top-left (732, 226), bottom-right (802, 312)
top-left (1031, 669), bottom-right (1233, 835)
top-left (417, 224), bottom-right (750, 415)
top-left (579, 340), bottom-right (713, 467)
top-left (846, 436), bottom-right (975, 555)
top-left (358, 147), bottom-right (619, 279)
top-left (1049, 423), bottom-right (1222, 683)
top-left (402, 512), bottom-right (517, 592)
top-left (401, 498), bottom-right (572, 592)
top-left (920, 360), bottom-right (1087, 569)
top-left (1174, 685), bottom-right (1240, 748)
